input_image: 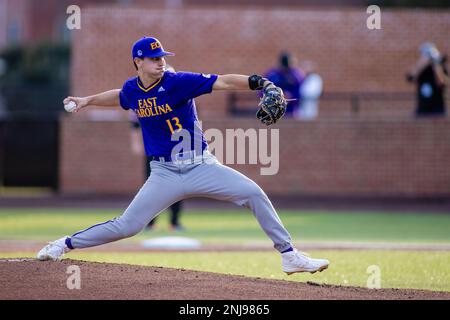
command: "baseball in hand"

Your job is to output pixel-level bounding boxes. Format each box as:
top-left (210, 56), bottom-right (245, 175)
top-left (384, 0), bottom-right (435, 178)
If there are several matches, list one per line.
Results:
top-left (64, 101), bottom-right (77, 112)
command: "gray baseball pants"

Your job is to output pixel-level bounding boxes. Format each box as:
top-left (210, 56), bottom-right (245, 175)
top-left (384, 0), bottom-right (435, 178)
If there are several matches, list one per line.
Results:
top-left (69, 151), bottom-right (293, 252)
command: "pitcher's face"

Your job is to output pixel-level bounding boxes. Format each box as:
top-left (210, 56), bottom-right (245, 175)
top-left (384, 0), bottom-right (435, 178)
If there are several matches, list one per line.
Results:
top-left (135, 56), bottom-right (166, 78)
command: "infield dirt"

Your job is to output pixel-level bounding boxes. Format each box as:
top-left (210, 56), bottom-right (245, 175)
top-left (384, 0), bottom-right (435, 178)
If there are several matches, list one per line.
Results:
top-left (0, 259), bottom-right (449, 300)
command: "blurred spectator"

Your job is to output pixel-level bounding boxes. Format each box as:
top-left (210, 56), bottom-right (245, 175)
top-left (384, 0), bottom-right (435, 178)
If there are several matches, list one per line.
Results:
top-left (130, 64), bottom-right (184, 232)
top-left (407, 43), bottom-right (448, 117)
top-left (265, 52), bottom-right (304, 116)
top-left (295, 60), bottom-right (323, 120)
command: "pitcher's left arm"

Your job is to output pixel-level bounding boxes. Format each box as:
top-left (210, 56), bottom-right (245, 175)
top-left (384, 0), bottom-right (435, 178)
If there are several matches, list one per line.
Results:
top-left (212, 74), bottom-right (276, 91)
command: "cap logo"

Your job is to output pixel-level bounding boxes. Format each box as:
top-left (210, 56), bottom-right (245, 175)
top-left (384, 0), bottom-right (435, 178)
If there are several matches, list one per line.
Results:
top-left (151, 41), bottom-right (161, 50)
top-left (137, 50), bottom-right (143, 56)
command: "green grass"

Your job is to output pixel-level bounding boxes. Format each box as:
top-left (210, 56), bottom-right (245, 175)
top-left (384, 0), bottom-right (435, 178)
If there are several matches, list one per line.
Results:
top-left (2, 250), bottom-right (449, 292)
top-left (0, 208), bottom-right (450, 244)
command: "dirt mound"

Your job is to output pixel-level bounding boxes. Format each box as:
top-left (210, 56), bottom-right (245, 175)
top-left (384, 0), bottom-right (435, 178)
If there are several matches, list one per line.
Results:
top-left (0, 259), bottom-right (448, 300)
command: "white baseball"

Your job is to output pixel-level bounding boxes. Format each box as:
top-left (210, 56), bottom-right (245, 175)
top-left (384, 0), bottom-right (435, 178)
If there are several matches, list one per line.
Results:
top-left (64, 101), bottom-right (77, 112)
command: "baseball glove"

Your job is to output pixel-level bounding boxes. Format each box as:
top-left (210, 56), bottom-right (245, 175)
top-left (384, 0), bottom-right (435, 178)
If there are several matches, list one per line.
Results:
top-left (256, 86), bottom-right (287, 126)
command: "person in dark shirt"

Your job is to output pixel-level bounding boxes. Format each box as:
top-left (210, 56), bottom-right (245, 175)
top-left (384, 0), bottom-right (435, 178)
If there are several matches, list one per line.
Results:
top-left (407, 43), bottom-right (448, 116)
top-left (265, 52), bottom-right (304, 116)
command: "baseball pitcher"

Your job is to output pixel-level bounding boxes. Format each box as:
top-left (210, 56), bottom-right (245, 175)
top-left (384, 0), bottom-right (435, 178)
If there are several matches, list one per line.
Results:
top-left (37, 37), bottom-right (329, 275)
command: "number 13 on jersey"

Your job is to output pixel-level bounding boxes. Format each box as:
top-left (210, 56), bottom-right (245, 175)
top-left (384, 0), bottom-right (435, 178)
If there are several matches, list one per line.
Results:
top-left (166, 117), bottom-right (182, 134)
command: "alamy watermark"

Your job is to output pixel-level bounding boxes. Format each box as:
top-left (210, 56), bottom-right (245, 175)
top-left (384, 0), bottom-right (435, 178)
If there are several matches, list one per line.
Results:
top-left (366, 265), bottom-right (381, 289)
top-left (66, 265), bottom-right (81, 290)
top-left (66, 5), bottom-right (81, 30)
top-left (366, 5), bottom-right (381, 30)
top-left (170, 121), bottom-right (280, 175)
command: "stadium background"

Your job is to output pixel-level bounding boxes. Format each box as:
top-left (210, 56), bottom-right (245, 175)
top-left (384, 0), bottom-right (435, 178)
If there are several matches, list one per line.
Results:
top-left (0, 0), bottom-right (450, 299)
top-left (65, 5), bottom-right (450, 197)
top-left (0, 0), bottom-right (449, 198)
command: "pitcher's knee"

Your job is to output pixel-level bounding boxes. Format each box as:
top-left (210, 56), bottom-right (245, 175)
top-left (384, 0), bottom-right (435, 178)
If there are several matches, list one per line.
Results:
top-left (243, 183), bottom-right (268, 202)
top-left (117, 220), bottom-right (145, 238)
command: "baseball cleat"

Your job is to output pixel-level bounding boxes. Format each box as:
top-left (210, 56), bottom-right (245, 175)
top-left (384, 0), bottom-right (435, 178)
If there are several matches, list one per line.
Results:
top-left (37, 236), bottom-right (72, 261)
top-left (282, 249), bottom-right (329, 275)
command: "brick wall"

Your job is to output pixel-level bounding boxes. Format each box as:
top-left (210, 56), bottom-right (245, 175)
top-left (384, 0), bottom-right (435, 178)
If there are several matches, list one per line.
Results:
top-left (60, 117), bottom-right (450, 197)
top-left (59, 114), bottom-right (145, 194)
top-left (60, 6), bottom-right (450, 197)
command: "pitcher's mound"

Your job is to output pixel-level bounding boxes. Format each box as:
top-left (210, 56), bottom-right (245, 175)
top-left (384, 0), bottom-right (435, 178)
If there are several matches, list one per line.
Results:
top-left (0, 259), bottom-right (448, 300)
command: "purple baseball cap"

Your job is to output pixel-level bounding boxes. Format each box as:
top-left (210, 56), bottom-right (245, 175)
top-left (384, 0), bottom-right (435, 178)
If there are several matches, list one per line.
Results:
top-left (132, 37), bottom-right (175, 59)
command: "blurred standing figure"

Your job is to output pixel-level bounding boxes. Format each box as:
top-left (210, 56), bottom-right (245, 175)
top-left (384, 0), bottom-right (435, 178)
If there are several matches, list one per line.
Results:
top-left (295, 60), bottom-right (323, 120)
top-left (265, 52), bottom-right (304, 116)
top-left (130, 64), bottom-right (184, 231)
top-left (407, 43), bottom-right (448, 117)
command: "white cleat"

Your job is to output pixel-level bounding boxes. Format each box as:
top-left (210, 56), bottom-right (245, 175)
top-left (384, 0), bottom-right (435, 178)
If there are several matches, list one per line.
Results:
top-left (37, 236), bottom-right (72, 261)
top-left (282, 249), bottom-right (329, 275)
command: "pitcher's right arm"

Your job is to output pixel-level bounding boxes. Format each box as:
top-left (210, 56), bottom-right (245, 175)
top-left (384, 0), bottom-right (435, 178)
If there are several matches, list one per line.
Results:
top-left (63, 89), bottom-right (121, 112)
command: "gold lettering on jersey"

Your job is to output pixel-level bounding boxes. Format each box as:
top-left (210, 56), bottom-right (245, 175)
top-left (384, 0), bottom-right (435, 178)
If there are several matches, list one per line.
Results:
top-left (136, 97), bottom-right (173, 118)
top-left (157, 105), bottom-right (167, 114)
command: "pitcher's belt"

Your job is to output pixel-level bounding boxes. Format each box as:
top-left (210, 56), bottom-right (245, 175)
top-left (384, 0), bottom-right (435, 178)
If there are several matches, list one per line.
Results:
top-left (148, 150), bottom-right (207, 163)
